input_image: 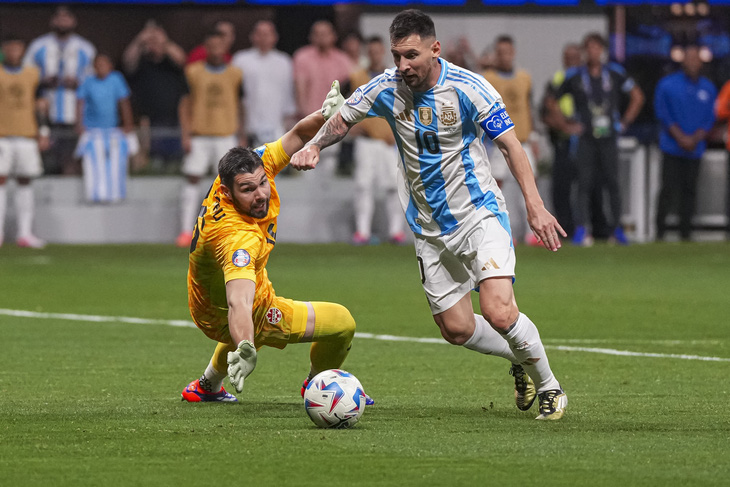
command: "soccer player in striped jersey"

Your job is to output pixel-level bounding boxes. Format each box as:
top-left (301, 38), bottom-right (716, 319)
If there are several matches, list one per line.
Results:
top-left (291, 10), bottom-right (568, 420)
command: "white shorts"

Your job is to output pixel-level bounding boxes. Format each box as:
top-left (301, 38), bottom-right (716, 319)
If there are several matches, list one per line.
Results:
top-left (414, 208), bottom-right (516, 315)
top-left (353, 137), bottom-right (398, 192)
top-left (0, 137), bottom-right (43, 178)
top-left (183, 135), bottom-right (238, 177)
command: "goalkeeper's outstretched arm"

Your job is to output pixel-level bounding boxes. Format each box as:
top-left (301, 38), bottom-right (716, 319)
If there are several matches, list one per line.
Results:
top-left (225, 279), bottom-right (258, 393)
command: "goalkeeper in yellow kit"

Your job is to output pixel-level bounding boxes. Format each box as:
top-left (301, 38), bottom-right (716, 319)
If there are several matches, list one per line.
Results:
top-left (181, 83), bottom-right (371, 403)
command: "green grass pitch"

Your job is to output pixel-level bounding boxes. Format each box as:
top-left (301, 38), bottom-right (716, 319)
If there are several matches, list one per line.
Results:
top-left (1, 242), bottom-right (729, 486)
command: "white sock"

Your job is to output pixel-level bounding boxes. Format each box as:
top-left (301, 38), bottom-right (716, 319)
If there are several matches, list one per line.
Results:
top-left (0, 185), bottom-right (7, 241)
top-left (181, 183), bottom-right (200, 233)
top-left (199, 361), bottom-right (226, 392)
top-left (503, 313), bottom-right (561, 392)
top-left (463, 314), bottom-right (517, 362)
top-left (15, 185), bottom-right (34, 239)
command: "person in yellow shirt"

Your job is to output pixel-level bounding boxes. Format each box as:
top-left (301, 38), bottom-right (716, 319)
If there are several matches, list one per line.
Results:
top-left (0, 35), bottom-right (50, 248)
top-left (181, 83), bottom-right (373, 404)
top-left (483, 35), bottom-right (539, 246)
top-left (177, 29), bottom-right (245, 248)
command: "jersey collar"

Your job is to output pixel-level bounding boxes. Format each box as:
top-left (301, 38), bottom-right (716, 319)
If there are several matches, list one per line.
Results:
top-left (436, 57), bottom-right (448, 86)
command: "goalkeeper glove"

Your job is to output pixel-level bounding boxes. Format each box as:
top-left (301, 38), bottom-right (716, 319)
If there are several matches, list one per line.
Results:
top-left (227, 340), bottom-right (257, 393)
top-left (320, 80), bottom-right (345, 121)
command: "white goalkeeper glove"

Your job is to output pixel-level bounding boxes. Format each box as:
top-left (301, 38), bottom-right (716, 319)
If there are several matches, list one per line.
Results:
top-left (320, 80), bottom-right (345, 121)
top-left (227, 340), bottom-right (257, 393)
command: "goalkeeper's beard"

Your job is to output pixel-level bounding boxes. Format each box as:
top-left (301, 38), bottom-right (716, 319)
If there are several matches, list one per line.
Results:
top-left (241, 198), bottom-right (269, 219)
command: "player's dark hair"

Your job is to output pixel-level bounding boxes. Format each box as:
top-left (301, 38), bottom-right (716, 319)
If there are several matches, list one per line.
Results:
top-left (218, 147), bottom-right (264, 189)
top-left (495, 35), bottom-right (514, 46)
top-left (583, 32), bottom-right (606, 49)
top-left (389, 9), bottom-right (436, 43)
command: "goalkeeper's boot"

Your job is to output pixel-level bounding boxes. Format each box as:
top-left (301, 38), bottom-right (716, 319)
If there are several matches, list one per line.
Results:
top-left (510, 364), bottom-right (537, 411)
top-left (301, 378), bottom-right (375, 406)
top-left (535, 388), bottom-right (568, 420)
top-left (181, 379), bottom-right (238, 403)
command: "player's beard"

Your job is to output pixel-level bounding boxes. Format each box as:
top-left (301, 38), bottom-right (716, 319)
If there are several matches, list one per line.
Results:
top-left (248, 198), bottom-right (270, 219)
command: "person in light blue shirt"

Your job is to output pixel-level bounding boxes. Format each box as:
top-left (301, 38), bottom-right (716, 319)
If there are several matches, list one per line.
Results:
top-left (654, 45), bottom-right (717, 241)
top-left (74, 54), bottom-right (136, 203)
top-left (76, 54), bottom-right (132, 130)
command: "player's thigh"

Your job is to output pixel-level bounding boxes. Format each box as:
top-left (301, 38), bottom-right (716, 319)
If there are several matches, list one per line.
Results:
top-left (284, 299), bottom-right (355, 344)
top-left (182, 137), bottom-right (212, 177)
top-left (0, 138), bottom-right (12, 176)
top-left (213, 135), bottom-right (237, 165)
top-left (353, 137), bottom-right (377, 189)
top-left (415, 233), bottom-right (473, 316)
top-left (14, 139), bottom-right (44, 178)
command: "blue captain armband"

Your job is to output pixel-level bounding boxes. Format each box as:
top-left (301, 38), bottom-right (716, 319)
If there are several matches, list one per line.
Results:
top-left (480, 103), bottom-right (515, 140)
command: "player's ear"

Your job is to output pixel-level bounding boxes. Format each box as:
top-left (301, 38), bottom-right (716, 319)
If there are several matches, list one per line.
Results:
top-left (431, 40), bottom-right (441, 59)
top-left (220, 184), bottom-right (232, 200)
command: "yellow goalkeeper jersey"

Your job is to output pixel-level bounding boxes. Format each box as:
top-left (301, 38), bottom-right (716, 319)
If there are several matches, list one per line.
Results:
top-left (187, 138), bottom-right (289, 342)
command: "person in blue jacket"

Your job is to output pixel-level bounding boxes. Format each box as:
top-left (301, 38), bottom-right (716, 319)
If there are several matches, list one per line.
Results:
top-left (654, 45), bottom-right (717, 242)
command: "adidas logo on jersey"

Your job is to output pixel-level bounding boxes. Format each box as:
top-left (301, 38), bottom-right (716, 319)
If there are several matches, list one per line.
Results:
top-left (395, 110), bottom-right (413, 122)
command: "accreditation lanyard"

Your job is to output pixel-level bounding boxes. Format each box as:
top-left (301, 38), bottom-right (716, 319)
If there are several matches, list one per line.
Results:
top-left (581, 66), bottom-right (613, 138)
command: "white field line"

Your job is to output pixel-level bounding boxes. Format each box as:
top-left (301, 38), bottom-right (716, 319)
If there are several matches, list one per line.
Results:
top-left (1, 308), bottom-right (729, 363)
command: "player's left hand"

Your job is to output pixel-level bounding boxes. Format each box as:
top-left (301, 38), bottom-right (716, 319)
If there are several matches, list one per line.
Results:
top-left (290, 145), bottom-right (321, 171)
top-left (321, 80), bottom-right (345, 121)
top-left (227, 340), bottom-right (257, 393)
top-left (528, 206), bottom-right (567, 252)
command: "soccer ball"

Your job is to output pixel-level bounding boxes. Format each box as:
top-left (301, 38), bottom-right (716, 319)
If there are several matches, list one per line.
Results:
top-left (303, 369), bottom-right (367, 429)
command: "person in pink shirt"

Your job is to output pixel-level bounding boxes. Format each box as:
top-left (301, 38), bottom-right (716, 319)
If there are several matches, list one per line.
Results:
top-left (293, 21), bottom-right (353, 117)
top-left (293, 21), bottom-right (353, 180)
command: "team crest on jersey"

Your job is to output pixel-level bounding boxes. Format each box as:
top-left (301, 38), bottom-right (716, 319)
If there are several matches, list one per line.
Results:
top-left (266, 307), bottom-right (283, 325)
top-left (440, 106), bottom-right (458, 126)
top-left (347, 87), bottom-right (364, 106)
top-left (232, 249), bottom-right (251, 267)
top-left (418, 107), bottom-right (433, 125)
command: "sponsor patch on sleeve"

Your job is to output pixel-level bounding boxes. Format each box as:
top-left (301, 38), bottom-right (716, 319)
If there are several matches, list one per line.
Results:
top-left (346, 87), bottom-right (364, 106)
top-left (254, 145), bottom-right (266, 158)
top-left (232, 249), bottom-right (251, 267)
top-left (480, 104), bottom-right (514, 140)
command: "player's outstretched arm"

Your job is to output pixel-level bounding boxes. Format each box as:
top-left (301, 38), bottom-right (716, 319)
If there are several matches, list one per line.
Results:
top-left (495, 130), bottom-right (566, 252)
top-left (289, 112), bottom-right (352, 171)
top-left (225, 279), bottom-right (258, 393)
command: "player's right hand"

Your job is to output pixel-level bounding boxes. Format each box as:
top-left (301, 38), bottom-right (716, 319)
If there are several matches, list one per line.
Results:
top-left (321, 80), bottom-right (345, 121)
top-left (289, 145), bottom-right (321, 171)
top-left (227, 340), bottom-right (257, 393)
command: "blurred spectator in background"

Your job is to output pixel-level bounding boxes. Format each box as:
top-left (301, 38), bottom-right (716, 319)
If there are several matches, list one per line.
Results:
top-left (549, 33), bottom-right (644, 246)
top-left (341, 31), bottom-right (367, 70)
top-left (477, 45), bottom-right (495, 72)
top-left (543, 43), bottom-right (609, 240)
top-left (293, 20), bottom-right (352, 179)
top-left (177, 30), bottom-right (243, 247)
top-left (0, 35), bottom-right (50, 248)
top-left (543, 43), bottom-right (581, 238)
top-left (484, 35), bottom-right (539, 245)
top-left (24, 6), bottom-right (96, 175)
top-left (348, 36), bottom-right (405, 246)
top-left (232, 20), bottom-right (295, 148)
top-left (443, 37), bottom-right (476, 71)
top-left (123, 21), bottom-right (187, 172)
top-left (654, 46), bottom-right (716, 242)
top-left (186, 20), bottom-right (234, 65)
top-left (75, 53), bottom-right (137, 203)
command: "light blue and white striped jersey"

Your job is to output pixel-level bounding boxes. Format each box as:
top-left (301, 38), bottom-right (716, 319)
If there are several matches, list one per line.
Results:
top-left (340, 58), bottom-right (515, 237)
top-left (23, 33), bottom-right (96, 125)
top-left (75, 128), bottom-right (134, 203)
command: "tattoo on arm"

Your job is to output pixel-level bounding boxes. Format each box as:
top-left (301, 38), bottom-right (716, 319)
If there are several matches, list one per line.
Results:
top-left (309, 113), bottom-right (351, 150)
